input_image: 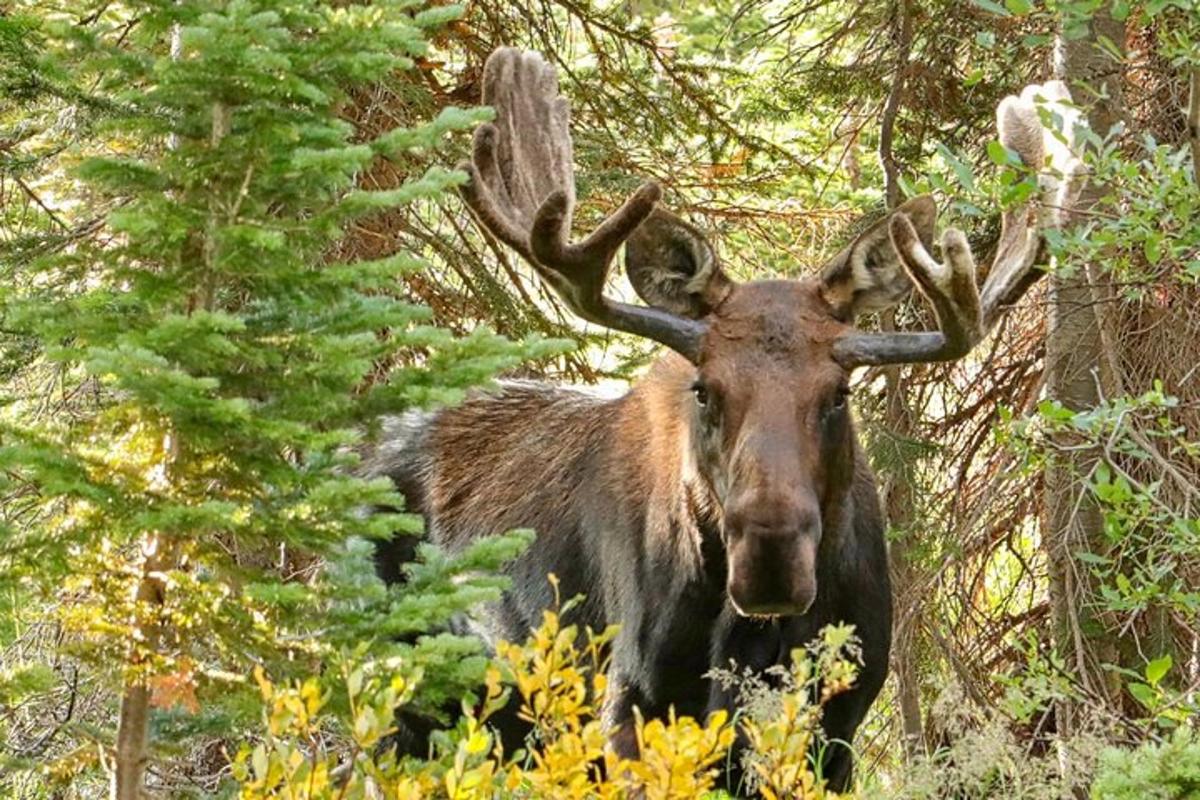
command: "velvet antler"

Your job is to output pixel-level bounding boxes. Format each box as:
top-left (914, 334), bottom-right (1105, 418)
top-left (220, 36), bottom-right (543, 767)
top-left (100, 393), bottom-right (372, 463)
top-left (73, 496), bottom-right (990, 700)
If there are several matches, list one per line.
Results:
top-left (832, 82), bottom-right (1084, 367)
top-left (458, 48), bottom-right (707, 361)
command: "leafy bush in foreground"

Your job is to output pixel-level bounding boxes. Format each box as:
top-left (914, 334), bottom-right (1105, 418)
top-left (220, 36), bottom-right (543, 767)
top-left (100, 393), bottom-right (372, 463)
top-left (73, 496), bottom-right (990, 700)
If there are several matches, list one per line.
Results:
top-left (235, 586), bottom-right (860, 800)
top-left (1091, 728), bottom-right (1200, 800)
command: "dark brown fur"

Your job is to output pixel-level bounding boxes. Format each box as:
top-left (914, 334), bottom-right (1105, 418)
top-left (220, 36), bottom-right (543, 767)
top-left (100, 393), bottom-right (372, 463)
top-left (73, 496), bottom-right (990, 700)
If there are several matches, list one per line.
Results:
top-left (373, 47), bottom-right (1070, 796)
top-left (369, 280), bottom-right (897, 793)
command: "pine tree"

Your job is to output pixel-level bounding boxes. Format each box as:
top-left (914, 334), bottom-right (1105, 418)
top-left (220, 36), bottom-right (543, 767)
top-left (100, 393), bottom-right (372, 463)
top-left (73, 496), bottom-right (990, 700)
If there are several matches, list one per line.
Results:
top-left (0, 1), bottom-right (552, 795)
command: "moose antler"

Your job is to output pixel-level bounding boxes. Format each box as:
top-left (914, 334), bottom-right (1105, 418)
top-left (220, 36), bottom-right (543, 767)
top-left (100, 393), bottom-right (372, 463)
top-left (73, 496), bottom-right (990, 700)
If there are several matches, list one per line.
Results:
top-left (458, 48), bottom-right (708, 361)
top-left (832, 81), bottom-right (1084, 367)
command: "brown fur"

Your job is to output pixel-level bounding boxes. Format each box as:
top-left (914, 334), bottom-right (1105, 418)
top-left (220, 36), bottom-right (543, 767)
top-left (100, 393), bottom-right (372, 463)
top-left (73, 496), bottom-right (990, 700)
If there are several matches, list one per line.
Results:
top-left (369, 277), bottom-right (897, 793)
top-left (375, 47), bottom-right (1076, 797)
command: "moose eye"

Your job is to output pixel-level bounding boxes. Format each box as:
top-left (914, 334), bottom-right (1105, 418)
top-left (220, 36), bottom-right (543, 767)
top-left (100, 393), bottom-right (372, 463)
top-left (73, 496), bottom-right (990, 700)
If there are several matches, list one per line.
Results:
top-left (832, 386), bottom-right (851, 410)
top-left (691, 381), bottom-right (709, 408)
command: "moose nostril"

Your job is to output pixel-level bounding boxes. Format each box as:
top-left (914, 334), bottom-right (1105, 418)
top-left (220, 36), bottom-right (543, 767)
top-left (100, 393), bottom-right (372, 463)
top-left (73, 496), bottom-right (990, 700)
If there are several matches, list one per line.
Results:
top-left (726, 523), bottom-right (820, 618)
top-left (725, 493), bottom-right (820, 539)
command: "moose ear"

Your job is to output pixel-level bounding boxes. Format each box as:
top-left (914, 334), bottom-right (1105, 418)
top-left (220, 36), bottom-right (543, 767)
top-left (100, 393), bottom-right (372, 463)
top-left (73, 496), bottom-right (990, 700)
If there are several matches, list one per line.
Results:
top-left (819, 196), bottom-right (938, 320)
top-left (624, 208), bottom-right (733, 319)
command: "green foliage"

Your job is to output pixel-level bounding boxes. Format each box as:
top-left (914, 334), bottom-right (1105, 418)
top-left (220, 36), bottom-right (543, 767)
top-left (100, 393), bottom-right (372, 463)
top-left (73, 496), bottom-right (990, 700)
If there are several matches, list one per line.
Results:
top-left (1002, 383), bottom-right (1200, 732)
top-left (1047, 131), bottom-right (1200, 287)
top-left (887, 653), bottom-right (1116, 800)
top-left (1, 0), bottom-right (1198, 796)
top-left (1004, 386), bottom-right (1199, 699)
top-left (323, 531), bottom-right (536, 717)
top-left (993, 632), bottom-right (1078, 725)
top-left (0, 0), bottom-right (551, 792)
top-left (0, 662), bottom-right (57, 706)
top-left (1092, 728), bottom-right (1200, 799)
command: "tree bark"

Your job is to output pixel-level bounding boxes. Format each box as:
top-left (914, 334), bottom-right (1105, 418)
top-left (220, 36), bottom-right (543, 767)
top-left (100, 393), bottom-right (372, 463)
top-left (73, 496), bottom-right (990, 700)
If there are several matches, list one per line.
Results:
top-left (879, 14), bottom-right (924, 747)
top-left (113, 27), bottom-right (212, 786)
top-left (881, 311), bottom-right (925, 759)
top-left (1043, 5), bottom-right (1126, 751)
top-left (113, 684), bottom-right (152, 800)
top-left (878, 0), bottom-right (914, 209)
top-left (113, 533), bottom-right (178, 800)
top-left (113, 23), bottom-right (189, 796)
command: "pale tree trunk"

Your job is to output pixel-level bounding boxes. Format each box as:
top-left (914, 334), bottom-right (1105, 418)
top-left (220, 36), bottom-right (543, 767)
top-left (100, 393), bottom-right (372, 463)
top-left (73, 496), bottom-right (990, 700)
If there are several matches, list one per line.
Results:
top-left (881, 310), bottom-right (925, 760)
top-left (113, 533), bottom-right (179, 800)
top-left (884, 375), bottom-right (926, 760)
top-left (113, 684), bottom-right (152, 799)
top-left (878, 0), bottom-right (913, 209)
top-left (877, 11), bottom-right (924, 744)
top-left (1043, 3), bottom-right (1126, 762)
top-left (878, 12), bottom-right (925, 747)
top-left (112, 25), bottom-right (191, 799)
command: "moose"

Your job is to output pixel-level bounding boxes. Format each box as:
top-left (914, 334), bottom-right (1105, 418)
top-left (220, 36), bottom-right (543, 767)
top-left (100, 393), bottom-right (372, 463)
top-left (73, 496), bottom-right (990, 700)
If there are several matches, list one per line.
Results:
top-left (367, 48), bottom-right (1080, 792)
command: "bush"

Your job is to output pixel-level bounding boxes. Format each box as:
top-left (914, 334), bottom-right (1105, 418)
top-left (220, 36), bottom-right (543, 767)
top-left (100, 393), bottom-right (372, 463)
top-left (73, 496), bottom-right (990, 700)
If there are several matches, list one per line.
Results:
top-left (235, 583), bottom-right (859, 800)
top-left (1092, 728), bottom-right (1200, 800)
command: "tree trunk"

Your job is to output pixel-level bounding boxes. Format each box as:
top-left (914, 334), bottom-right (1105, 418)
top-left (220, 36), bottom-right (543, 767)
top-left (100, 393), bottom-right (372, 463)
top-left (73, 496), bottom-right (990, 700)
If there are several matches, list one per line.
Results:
top-left (113, 683), bottom-right (152, 800)
top-left (881, 311), bottom-right (925, 759)
top-left (878, 4), bottom-right (925, 737)
top-left (1043, 4), bottom-right (1126, 752)
top-left (878, 0), bottom-right (914, 209)
top-left (113, 35), bottom-right (215, 786)
top-left (113, 534), bottom-right (178, 800)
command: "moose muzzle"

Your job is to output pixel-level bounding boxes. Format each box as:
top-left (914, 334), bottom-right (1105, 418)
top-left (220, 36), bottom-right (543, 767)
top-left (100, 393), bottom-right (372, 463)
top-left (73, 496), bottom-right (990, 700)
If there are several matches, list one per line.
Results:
top-left (725, 498), bottom-right (821, 618)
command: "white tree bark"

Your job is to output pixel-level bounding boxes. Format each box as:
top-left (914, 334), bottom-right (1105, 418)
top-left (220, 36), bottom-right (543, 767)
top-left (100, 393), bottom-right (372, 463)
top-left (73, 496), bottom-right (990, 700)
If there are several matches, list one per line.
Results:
top-left (1043, 5), bottom-right (1126, 766)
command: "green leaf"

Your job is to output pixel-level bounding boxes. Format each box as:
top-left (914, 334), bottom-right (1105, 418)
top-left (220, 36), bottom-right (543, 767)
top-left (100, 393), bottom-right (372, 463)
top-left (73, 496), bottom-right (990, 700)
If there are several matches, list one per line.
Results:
top-left (1145, 235), bottom-right (1163, 265)
top-left (987, 140), bottom-right (1019, 166)
top-left (937, 145), bottom-right (976, 192)
top-left (972, 0), bottom-right (1011, 14)
top-left (1127, 682), bottom-right (1157, 709)
top-left (1146, 654), bottom-right (1173, 686)
top-left (1096, 34), bottom-right (1124, 61)
top-left (252, 744), bottom-right (269, 779)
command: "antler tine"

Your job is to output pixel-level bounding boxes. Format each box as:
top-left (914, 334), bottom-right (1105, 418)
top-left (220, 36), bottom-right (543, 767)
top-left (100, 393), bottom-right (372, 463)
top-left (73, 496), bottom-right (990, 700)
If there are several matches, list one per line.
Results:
top-left (832, 82), bottom-right (1083, 368)
top-left (979, 81), bottom-right (1083, 328)
top-left (458, 48), bottom-right (707, 361)
top-left (459, 126), bottom-right (532, 262)
top-left (831, 218), bottom-right (983, 367)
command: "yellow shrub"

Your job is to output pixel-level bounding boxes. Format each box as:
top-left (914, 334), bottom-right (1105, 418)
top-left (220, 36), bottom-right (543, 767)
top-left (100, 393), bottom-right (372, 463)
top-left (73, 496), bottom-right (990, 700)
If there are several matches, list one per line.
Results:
top-left (737, 626), bottom-right (859, 799)
top-left (233, 586), bottom-right (860, 799)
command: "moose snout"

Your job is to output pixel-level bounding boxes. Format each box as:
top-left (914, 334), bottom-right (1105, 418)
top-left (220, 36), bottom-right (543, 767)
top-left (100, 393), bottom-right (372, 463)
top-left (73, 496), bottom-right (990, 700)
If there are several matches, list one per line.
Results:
top-left (725, 498), bottom-right (821, 618)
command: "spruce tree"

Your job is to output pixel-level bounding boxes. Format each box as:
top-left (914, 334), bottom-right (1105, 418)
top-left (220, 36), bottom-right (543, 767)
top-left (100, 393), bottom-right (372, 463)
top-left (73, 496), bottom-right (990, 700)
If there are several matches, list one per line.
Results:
top-left (0, 1), bottom-right (549, 795)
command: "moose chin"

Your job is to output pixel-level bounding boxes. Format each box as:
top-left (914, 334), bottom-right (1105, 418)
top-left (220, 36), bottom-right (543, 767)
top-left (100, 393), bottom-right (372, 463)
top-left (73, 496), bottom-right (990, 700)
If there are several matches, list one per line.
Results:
top-left (365, 47), bottom-right (1080, 793)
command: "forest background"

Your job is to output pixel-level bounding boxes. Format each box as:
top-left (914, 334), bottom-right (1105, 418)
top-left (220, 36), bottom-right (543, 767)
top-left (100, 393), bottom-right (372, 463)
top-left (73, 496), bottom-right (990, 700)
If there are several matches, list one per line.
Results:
top-left (1, 0), bottom-right (1198, 797)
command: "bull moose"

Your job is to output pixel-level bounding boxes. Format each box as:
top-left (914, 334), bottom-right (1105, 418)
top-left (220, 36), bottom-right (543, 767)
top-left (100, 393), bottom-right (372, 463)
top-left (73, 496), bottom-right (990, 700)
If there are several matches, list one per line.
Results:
top-left (367, 48), bottom-right (1080, 792)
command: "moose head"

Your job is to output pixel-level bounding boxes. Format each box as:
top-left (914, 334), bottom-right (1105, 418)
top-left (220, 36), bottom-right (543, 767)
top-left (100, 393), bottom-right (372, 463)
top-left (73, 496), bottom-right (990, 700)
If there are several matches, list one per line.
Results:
top-left (459, 49), bottom-right (1080, 617)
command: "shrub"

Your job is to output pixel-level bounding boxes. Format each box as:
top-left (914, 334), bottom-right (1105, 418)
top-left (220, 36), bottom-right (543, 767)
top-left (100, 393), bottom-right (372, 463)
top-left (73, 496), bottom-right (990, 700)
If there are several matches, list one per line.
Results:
top-left (1091, 728), bottom-right (1200, 800)
top-left (234, 583), bottom-right (860, 799)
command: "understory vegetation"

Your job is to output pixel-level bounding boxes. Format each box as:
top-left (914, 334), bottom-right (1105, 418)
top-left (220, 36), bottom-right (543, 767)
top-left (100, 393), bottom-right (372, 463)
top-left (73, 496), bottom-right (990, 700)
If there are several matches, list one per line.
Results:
top-left (1, 0), bottom-right (1197, 797)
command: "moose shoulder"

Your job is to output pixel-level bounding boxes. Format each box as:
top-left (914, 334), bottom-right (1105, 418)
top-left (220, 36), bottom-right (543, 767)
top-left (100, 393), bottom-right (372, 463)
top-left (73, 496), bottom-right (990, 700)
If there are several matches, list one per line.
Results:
top-left (366, 48), bottom-right (1081, 792)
